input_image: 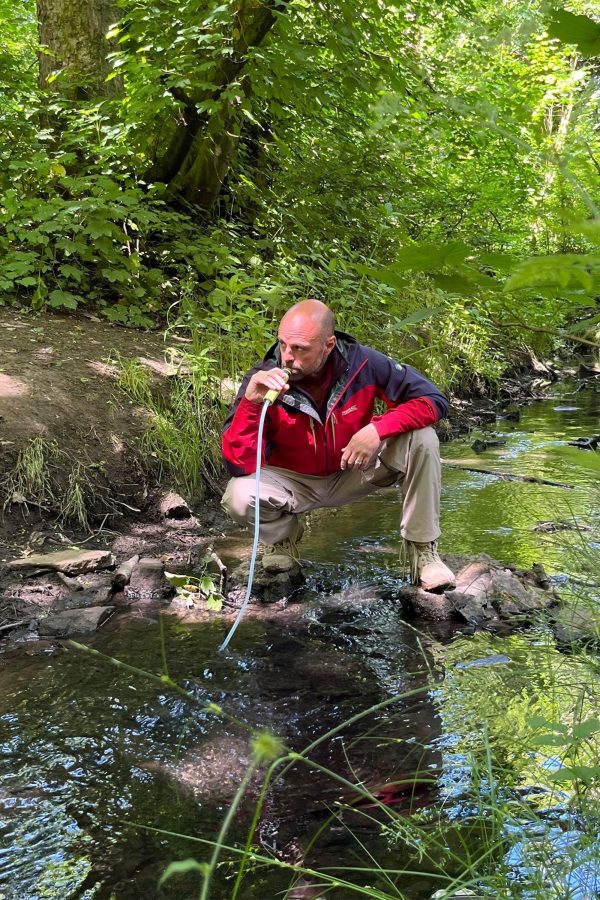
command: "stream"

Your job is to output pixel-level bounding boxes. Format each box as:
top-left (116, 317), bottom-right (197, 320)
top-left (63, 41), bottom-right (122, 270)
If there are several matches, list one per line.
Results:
top-left (1, 384), bottom-right (599, 899)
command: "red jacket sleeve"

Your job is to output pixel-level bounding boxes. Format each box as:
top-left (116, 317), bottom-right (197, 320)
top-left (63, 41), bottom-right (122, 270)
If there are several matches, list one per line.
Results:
top-left (222, 396), bottom-right (268, 476)
top-left (371, 396), bottom-right (439, 439)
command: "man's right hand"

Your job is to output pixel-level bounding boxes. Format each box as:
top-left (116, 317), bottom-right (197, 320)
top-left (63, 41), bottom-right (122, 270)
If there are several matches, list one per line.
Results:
top-left (245, 368), bottom-right (290, 404)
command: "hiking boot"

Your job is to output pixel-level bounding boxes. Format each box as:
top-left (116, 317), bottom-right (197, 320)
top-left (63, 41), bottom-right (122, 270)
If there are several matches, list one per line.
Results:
top-left (405, 540), bottom-right (455, 592)
top-left (262, 520), bottom-right (303, 574)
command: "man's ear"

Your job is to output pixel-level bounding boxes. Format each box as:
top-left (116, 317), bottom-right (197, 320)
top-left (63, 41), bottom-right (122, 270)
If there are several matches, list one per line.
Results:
top-left (325, 335), bottom-right (336, 354)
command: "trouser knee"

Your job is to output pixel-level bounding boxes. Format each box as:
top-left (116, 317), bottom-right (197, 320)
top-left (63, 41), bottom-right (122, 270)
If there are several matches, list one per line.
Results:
top-left (221, 478), bottom-right (254, 526)
top-left (381, 426), bottom-right (439, 473)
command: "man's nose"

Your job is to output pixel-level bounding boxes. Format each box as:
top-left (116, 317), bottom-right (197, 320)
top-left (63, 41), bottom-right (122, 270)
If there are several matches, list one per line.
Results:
top-left (281, 349), bottom-right (294, 367)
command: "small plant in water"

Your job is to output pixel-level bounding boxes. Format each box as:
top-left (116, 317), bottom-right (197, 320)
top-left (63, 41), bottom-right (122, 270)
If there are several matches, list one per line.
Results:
top-left (165, 569), bottom-right (224, 611)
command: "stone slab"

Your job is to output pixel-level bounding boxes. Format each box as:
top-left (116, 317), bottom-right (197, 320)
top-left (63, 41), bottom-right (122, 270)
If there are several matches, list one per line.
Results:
top-left (6, 549), bottom-right (115, 576)
top-left (39, 605), bottom-right (115, 637)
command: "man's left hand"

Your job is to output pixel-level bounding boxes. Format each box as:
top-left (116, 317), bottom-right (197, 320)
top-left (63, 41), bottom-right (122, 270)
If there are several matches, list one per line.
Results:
top-left (341, 424), bottom-right (381, 470)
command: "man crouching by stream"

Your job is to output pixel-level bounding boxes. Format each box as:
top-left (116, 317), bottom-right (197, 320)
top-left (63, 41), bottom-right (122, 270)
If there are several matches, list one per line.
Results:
top-left (221, 298), bottom-right (456, 593)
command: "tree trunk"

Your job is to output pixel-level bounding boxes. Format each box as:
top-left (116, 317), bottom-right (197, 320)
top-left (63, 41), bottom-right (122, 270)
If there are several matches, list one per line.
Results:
top-left (147, 0), bottom-right (287, 209)
top-left (37, 0), bottom-right (122, 98)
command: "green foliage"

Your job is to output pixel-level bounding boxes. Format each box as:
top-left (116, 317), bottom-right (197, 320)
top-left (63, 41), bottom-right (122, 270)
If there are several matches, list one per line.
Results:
top-left (1, 0), bottom-right (599, 377)
top-left (164, 568), bottom-right (224, 611)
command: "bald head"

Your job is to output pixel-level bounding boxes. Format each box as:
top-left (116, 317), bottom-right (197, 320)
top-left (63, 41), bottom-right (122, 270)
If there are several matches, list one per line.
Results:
top-left (277, 299), bottom-right (337, 381)
top-left (281, 299), bottom-right (335, 340)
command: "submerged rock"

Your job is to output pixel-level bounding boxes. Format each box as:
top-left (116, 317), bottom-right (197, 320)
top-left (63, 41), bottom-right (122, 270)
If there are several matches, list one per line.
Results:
top-left (552, 605), bottom-right (599, 644)
top-left (227, 559), bottom-right (304, 605)
top-left (39, 605), bottom-right (115, 636)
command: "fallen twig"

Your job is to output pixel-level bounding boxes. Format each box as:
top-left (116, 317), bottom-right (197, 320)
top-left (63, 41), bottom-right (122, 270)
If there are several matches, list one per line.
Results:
top-left (210, 549), bottom-right (228, 597)
top-left (0, 618), bottom-right (30, 633)
top-left (441, 460), bottom-right (574, 489)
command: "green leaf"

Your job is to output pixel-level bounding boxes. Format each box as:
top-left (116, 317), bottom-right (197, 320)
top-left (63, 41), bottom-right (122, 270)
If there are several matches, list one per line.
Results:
top-left (527, 715), bottom-right (567, 732)
top-left (48, 289), bottom-right (78, 309)
top-left (548, 9), bottom-right (600, 57)
top-left (572, 719), bottom-right (600, 741)
top-left (205, 594), bottom-right (223, 612)
top-left (389, 308), bottom-right (444, 331)
top-left (200, 576), bottom-right (216, 595)
top-left (548, 765), bottom-right (600, 783)
top-left (158, 859), bottom-right (209, 887)
top-left (164, 571), bottom-right (189, 587)
top-left (531, 733), bottom-right (569, 747)
top-left (430, 274), bottom-right (478, 295)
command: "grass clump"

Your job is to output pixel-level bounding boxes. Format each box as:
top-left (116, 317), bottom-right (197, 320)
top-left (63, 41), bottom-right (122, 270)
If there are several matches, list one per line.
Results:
top-left (113, 349), bottom-right (226, 500)
top-left (2, 437), bottom-right (108, 530)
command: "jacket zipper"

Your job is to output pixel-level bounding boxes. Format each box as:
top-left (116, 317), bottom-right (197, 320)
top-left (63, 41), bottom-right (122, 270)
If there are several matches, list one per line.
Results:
top-left (309, 418), bottom-right (318, 459)
top-left (325, 359), bottom-right (368, 425)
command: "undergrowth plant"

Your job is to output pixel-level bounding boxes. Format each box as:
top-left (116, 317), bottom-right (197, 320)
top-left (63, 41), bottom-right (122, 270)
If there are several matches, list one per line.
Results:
top-left (113, 350), bottom-right (227, 500)
top-left (2, 436), bottom-right (115, 530)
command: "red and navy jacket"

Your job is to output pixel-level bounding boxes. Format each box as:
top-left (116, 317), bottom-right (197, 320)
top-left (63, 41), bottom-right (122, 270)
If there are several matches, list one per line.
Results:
top-left (222, 332), bottom-right (448, 477)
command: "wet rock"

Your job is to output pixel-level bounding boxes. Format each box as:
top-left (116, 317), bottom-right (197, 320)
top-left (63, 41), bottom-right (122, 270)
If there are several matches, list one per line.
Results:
top-left (5, 549), bottom-right (115, 576)
top-left (552, 605), bottom-right (599, 644)
top-left (125, 557), bottom-right (174, 602)
top-left (567, 435), bottom-right (600, 450)
top-left (228, 560), bottom-right (304, 605)
top-left (471, 438), bottom-right (507, 453)
top-left (404, 588), bottom-right (454, 621)
top-left (39, 605), bottom-right (115, 637)
top-left (400, 555), bottom-right (558, 625)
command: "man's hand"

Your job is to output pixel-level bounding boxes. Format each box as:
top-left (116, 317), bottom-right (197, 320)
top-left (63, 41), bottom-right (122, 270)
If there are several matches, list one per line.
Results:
top-left (245, 368), bottom-right (290, 405)
top-left (341, 424), bottom-right (381, 470)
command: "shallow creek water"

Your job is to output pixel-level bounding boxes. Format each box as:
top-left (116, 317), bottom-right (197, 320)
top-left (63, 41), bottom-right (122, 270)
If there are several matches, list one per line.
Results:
top-left (1, 385), bottom-right (599, 899)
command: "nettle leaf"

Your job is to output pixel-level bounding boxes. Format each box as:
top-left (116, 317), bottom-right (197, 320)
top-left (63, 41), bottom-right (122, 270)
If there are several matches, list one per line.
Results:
top-left (548, 9), bottom-right (600, 57)
top-left (354, 263), bottom-right (407, 291)
top-left (527, 714), bottom-right (568, 732)
top-left (430, 273), bottom-right (478, 295)
top-left (59, 264), bottom-right (83, 282)
top-left (391, 241), bottom-right (471, 274)
top-left (505, 255), bottom-right (599, 292)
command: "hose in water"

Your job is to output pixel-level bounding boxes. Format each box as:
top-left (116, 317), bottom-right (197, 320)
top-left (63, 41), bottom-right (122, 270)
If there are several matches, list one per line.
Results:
top-left (219, 369), bottom-right (290, 652)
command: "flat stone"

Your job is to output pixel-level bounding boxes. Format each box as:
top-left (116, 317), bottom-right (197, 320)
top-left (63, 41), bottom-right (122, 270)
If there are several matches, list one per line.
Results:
top-left (6, 549), bottom-right (115, 576)
top-left (39, 606), bottom-right (115, 637)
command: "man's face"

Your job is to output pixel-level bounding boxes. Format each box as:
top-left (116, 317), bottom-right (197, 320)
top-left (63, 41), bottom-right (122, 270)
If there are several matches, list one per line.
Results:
top-left (277, 314), bottom-right (336, 380)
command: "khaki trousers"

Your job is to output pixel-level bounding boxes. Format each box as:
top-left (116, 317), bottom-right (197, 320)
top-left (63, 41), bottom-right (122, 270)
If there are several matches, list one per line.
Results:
top-left (221, 426), bottom-right (441, 545)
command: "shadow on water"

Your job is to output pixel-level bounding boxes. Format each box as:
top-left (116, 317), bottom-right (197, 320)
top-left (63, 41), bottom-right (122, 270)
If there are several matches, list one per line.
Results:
top-left (0, 385), bottom-right (599, 898)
